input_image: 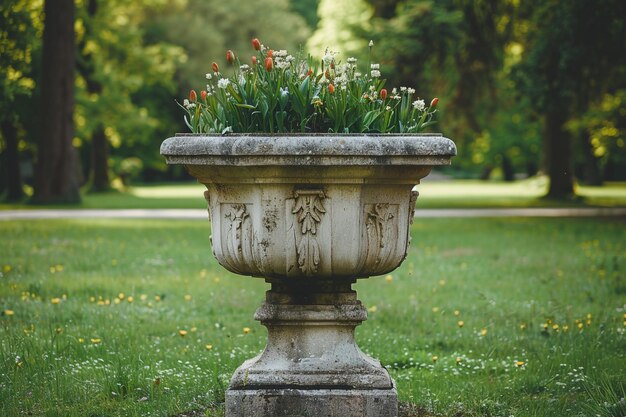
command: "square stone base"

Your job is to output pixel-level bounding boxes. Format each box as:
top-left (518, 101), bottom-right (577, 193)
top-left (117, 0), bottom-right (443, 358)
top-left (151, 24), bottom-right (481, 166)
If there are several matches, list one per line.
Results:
top-left (226, 387), bottom-right (398, 417)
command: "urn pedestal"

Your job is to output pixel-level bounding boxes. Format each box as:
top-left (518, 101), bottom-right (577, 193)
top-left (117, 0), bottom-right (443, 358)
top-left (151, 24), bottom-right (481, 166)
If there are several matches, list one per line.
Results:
top-left (161, 134), bottom-right (456, 417)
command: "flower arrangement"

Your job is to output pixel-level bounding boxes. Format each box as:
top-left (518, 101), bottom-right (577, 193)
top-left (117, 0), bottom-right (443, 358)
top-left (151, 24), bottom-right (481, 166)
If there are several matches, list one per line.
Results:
top-left (181, 39), bottom-right (438, 134)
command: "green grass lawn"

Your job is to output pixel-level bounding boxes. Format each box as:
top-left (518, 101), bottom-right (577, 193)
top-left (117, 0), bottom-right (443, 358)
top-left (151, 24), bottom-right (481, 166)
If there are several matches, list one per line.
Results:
top-left (2, 177), bottom-right (626, 210)
top-left (1, 217), bottom-right (625, 416)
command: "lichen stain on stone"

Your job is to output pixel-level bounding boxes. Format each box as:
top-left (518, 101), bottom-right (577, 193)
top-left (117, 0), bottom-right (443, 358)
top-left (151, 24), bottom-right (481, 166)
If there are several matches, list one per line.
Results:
top-left (262, 208), bottom-right (279, 232)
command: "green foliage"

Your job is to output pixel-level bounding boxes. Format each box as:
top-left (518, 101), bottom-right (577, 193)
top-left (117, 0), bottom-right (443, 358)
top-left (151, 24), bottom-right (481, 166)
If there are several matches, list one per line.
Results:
top-left (74, 0), bottom-right (186, 176)
top-left (183, 43), bottom-right (439, 134)
top-left (0, 0), bottom-right (42, 123)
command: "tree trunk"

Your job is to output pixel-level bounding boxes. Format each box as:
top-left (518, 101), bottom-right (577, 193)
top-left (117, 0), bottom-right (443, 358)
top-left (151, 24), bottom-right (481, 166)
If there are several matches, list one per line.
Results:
top-left (33, 0), bottom-right (80, 204)
top-left (1, 120), bottom-right (24, 201)
top-left (544, 109), bottom-right (575, 198)
top-left (501, 154), bottom-right (515, 182)
top-left (91, 126), bottom-right (109, 191)
top-left (578, 131), bottom-right (603, 185)
top-left (78, 0), bottom-right (109, 192)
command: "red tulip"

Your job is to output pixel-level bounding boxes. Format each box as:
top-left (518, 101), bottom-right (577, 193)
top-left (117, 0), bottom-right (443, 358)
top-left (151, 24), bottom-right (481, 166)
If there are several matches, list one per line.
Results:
top-left (252, 38), bottom-right (261, 51)
top-left (265, 57), bottom-right (273, 71)
top-left (267, 49), bottom-right (273, 58)
top-left (211, 62), bottom-right (219, 73)
top-left (251, 56), bottom-right (258, 65)
top-left (226, 50), bottom-right (235, 64)
top-left (380, 89), bottom-right (387, 100)
top-left (189, 90), bottom-right (197, 101)
top-left (201, 90), bottom-right (207, 100)
top-left (328, 84), bottom-right (335, 94)
top-left (430, 97), bottom-right (439, 108)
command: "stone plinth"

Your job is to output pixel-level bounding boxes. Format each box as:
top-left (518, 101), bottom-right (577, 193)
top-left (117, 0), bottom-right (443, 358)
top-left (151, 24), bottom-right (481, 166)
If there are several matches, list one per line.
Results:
top-left (160, 134), bottom-right (456, 417)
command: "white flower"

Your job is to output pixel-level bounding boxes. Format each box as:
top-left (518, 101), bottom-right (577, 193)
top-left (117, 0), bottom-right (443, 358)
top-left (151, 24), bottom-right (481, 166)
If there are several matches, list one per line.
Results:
top-left (217, 78), bottom-right (230, 89)
top-left (400, 86), bottom-right (407, 92)
top-left (347, 57), bottom-right (357, 64)
top-left (239, 64), bottom-right (250, 71)
top-left (407, 88), bottom-right (416, 95)
top-left (322, 52), bottom-right (334, 66)
top-left (391, 88), bottom-right (398, 95)
top-left (412, 99), bottom-right (425, 111)
top-left (183, 99), bottom-right (190, 107)
top-left (370, 70), bottom-right (381, 78)
top-left (205, 73), bottom-right (213, 80)
top-left (369, 40), bottom-right (374, 47)
top-left (354, 72), bottom-right (362, 79)
top-left (280, 87), bottom-right (289, 97)
top-left (370, 63), bottom-right (380, 70)
top-left (386, 105), bottom-right (392, 111)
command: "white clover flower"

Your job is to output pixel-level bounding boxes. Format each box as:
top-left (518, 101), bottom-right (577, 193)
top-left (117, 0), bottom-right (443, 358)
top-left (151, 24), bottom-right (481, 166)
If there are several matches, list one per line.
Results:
top-left (369, 40), bottom-right (374, 47)
top-left (371, 70), bottom-right (381, 78)
top-left (370, 63), bottom-right (380, 70)
top-left (217, 78), bottom-right (230, 89)
top-left (205, 73), bottom-right (213, 80)
top-left (413, 99), bottom-right (425, 111)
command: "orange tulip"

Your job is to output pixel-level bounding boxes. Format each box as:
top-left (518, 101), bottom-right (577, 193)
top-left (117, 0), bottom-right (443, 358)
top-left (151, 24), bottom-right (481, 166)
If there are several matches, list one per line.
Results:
top-left (211, 62), bottom-right (219, 73)
top-left (252, 38), bottom-right (261, 51)
top-left (189, 90), bottom-right (197, 101)
top-left (380, 89), bottom-right (387, 100)
top-left (226, 50), bottom-right (235, 64)
top-left (430, 97), bottom-right (439, 108)
top-left (265, 57), bottom-right (273, 71)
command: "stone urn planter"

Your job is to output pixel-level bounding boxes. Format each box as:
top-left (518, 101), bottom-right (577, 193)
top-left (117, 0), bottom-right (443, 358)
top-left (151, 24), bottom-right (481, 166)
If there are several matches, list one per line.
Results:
top-left (160, 133), bottom-right (456, 417)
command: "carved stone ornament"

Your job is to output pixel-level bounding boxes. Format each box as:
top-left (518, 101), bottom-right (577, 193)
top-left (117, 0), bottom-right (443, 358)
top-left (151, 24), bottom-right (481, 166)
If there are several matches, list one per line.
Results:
top-left (292, 190), bottom-right (326, 275)
top-left (160, 134), bottom-right (456, 417)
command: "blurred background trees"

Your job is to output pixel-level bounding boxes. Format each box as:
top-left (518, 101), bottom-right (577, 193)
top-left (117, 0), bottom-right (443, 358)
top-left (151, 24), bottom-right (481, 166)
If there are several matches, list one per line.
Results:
top-left (1, 0), bottom-right (625, 203)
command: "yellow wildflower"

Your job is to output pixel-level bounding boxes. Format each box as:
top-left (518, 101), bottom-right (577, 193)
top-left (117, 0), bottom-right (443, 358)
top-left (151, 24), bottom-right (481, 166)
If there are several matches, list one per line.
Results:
top-left (91, 338), bottom-right (102, 344)
top-left (51, 298), bottom-right (61, 305)
top-left (385, 275), bottom-right (393, 283)
top-left (243, 327), bottom-right (251, 334)
top-left (127, 296), bottom-right (134, 303)
top-left (178, 330), bottom-right (188, 337)
top-left (368, 305), bottom-right (377, 313)
top-left (432, 355), bottom-right (438, 363)
top-left (480, 328), bottom-right (488, 337)
top-left (184, 294), bottom-right (192, 301)
top-left (457, 321), bottom-right (465, 328)
top-left (3, 309), bottom-right (15, 316)
top-left (205, 344), bottom-right (213, 351)
top-left (453, 310), bottom-right (460, 316)
top-left (515, 361), bottom-right (525, 367)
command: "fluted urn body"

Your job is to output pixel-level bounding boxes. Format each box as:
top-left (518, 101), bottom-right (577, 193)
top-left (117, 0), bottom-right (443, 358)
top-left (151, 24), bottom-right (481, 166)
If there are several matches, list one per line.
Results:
top-left (161, 134), bottom-right (456, 417)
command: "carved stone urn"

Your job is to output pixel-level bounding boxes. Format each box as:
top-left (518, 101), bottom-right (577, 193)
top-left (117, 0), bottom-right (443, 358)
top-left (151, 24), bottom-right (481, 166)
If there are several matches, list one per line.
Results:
top-left (160, 133), bottom-right (456, 417)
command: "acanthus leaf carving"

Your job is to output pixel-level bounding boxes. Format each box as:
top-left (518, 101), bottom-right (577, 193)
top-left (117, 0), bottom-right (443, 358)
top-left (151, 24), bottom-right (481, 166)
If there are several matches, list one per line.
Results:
top-left (292, 190), bottom-right (326, 275)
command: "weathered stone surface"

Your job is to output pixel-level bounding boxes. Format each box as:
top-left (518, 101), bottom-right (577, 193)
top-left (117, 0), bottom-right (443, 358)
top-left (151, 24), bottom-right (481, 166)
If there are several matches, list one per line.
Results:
top-left (226, 388), bottom-right (398, 417)
top-left (160, 134), bottom-right (456, 166)
top-left (160, 134), bottom-right (456, 417)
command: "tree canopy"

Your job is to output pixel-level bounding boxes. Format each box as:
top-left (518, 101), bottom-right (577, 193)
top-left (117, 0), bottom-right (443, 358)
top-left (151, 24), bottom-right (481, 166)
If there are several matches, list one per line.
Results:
top-left (1, 0), bottom-right (625, 203)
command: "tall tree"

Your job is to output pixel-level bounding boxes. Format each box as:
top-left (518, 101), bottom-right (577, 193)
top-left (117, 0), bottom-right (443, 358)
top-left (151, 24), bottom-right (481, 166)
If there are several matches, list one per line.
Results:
top-left (33, 0), bottom-right (80, 203)
top-left (514, 0), bottom-right (626, 198)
